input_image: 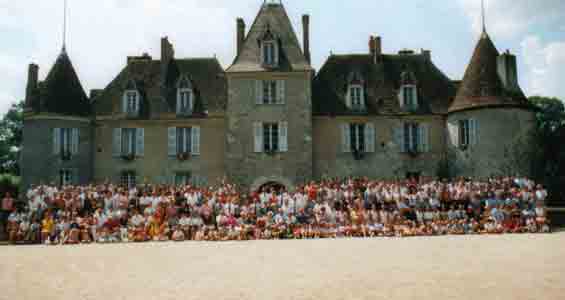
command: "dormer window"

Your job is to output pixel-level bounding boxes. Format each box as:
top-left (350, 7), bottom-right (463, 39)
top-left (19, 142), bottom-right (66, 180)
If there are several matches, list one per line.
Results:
top-left (122, 80), bottom-right (140, 117)
top-left (177, 77), bottom-right (194, 116)
top-left (348, 84), bottom-right (365, 111)
top-left (262, 40), bottom-right (278, 66)
top-left (399, 85), bottom-right (418, 111)
top-left (346, 72), bottom-right (366, 112)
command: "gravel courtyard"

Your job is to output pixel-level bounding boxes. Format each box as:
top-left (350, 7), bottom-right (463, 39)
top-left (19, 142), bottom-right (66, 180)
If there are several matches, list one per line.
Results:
top-left (2, 233), bottom-right (565, 300)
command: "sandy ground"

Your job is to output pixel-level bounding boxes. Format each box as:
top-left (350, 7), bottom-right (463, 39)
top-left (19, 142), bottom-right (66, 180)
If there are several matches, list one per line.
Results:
top-left (1, 233), bottom-right (565, 300)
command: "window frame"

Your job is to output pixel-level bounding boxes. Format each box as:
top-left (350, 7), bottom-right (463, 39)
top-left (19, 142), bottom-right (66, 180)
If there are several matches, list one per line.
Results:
top-left (262, 80), bottom-right (278, 104)
top-left (120, 171), bottom-right (137, 188)
top-left (404, 122), bottom-right (420, 152)
top-left (458, 120), bottom-right (470, 147)
top-left (176, 127), bottom-right (192, 155)
top-left (263, 122), bottom-right (280, 152)
top-left (349, 123), bottom-right (366, 153)
top-left (262, 40), bottom-right (277, 66)
top-left (121, 128), bottom-right (137, 156)
top-left (174, 172), bottom-right (192, 186)
top-left (59, 169), bottom-right (73, 186)
top-left (348, 84), bottom-right (365, 111)
top-left (124, 90), bottom-right (139, 115)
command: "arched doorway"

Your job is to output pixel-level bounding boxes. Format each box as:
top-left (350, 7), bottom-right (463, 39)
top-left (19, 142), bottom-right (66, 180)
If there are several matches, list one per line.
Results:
top-left (250, 176), bottom-right (294, 193)
top-left (258, 181), bottom-right (287, 194)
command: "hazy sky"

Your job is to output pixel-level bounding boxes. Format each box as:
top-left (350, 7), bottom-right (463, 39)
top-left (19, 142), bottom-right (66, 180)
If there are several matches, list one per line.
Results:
top-left (1, 0), bottom-right (564, 115)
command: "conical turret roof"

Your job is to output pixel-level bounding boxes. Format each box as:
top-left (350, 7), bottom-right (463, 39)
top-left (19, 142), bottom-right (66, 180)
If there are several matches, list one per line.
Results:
top-left (449, 32), bottom-right (529, 113)
top-left (39, 49), bottom-right (90, 116)
top-left (227, 2), bottom-right (311, 72)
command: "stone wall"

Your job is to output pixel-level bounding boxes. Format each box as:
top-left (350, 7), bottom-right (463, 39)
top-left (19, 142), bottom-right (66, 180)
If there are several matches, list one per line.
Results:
top-left (225, 72), bottom-right (313, 190)
top-left (312, 115), bottom-right (446, 180)
top-left (21, 116), bottom-right (93, 190)
top-left (447, 107), bottom-right (536, 179)
top-left (93, 117), bottom-right (226, 186)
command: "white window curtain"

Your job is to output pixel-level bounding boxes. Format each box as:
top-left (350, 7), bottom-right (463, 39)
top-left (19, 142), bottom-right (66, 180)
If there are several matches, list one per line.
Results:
top-left (393, 124), bottom-right (406, 153)
top-left (253, 122), bottom-right (263, 153)
top-left (277, 80), bottom-right (285, 104)
top-left (191, 126), bottom-right (200, 155)
top-left (279, 121), bottom-right (288, 152)
top-left (255, 80), bottom-right (263, 105)
top-left (71, 128), bottom-right (79, 155)
top-left (53, 128), bottom-right (61, 155)
top-left (448, 121), bottom-right (459, 147)
top-left (136, 128), bottom-right (144, 156)
top-left (418, 124), bottom-right (430, 152)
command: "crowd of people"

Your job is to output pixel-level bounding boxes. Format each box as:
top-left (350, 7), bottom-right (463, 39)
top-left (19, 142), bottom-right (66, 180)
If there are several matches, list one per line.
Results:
top-left (0, 176), bottom-right (551, 245)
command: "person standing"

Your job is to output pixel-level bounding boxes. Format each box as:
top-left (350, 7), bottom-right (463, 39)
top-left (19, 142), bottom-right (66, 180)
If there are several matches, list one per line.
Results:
top-left (1, 192), bottom-right (15, 238)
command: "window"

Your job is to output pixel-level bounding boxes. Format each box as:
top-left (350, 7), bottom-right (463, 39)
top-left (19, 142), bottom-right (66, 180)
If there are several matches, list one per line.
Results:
top-left (177, 78), bottom-right (193, 115)
top-left (59, 169), bottom-right (73, 186)
top-left (459, 120), bottom-right (470, 146)
top-left (341, 123), bottom-right (375, 153)
top-left (113, 128), bottom-right (144, 157)
top-left (124, 91), bottom-right (139, 115)
top-left (256, 80), bottom-right (285, 105)
top-left (263, 123), bottom-right (279, 152)
top-left (121, 128), bottom-right (137, 156)
top-left (404, 122), bottom-right (420, 152)
top-left (399, 85), bottom-right (418, 111)
top-left (349, 124), bottom-right (365, 152)
top-left (458, 119), bottom-right (478, 147)
top-left (395, 122), bottom-right (430, 153)
top-left (263, 80), bottom-right (277, 104)
top-left (175, 172), bottom-right (191, 186)
top-left (348, 85), bottom-right (365, 111)
top-left (120, 171), bottom-right (137, 188)
top-left (176, 127), bottom-right (192, 154)
top-left (53, 128), bottom-right (79, 156)
top-left (262, 41), bottom-right (277, 66)
top-left (254, 122), bottom-right (288, 153)
top-left (168, 126), bottom-right (200, 156)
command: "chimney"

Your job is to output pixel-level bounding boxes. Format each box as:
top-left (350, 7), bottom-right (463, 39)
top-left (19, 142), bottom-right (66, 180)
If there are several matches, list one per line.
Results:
top-left (369, 36), bottom-right (382, 63)
top-left (237, 18), bottom-right (246, 56)
top-left (302, 14), bottom-right (311, 64)
top-left (421, 49), bottom-right (431, 61)
top-left (161, 37), bottom-right (175, 82)
top-left (497, 50), bottom-right (520, 92)
top-left (25, 63), bottom-right (38, 108)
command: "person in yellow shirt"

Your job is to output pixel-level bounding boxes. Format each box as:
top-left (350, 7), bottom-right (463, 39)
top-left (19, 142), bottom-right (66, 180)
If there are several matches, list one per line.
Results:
top-left (41, 213), bottom-right (54, 244)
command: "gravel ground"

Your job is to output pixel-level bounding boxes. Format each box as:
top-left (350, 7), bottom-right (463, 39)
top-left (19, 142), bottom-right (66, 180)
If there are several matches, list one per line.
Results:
top-left (1, 233), bottom-right (565, 300)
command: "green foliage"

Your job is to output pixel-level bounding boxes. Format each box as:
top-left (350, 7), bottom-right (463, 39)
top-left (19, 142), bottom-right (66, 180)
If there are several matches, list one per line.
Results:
top-left (0, 173), bottom-right (20, 197)
top-left (529, 96), bottom-right (565, 205)
top-left (0, 101), bottom-right (23, 175)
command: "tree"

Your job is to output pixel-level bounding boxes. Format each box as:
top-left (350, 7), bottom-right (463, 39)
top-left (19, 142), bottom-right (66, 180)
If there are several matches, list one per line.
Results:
top-left (529, 96), bottom-right (565, 206)
top-left (0, 101), bottom-right (24, 176)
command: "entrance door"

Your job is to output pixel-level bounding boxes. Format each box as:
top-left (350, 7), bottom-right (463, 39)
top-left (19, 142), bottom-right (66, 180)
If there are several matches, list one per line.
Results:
top-left (406, 172), bottom-right (421, 183)
top-left (258, 181), bottom-right (286, 194)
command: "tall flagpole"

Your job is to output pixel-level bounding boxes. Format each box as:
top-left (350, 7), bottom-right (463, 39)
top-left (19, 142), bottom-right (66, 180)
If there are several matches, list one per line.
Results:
top-left (62, 0), bottom-right (68, 52)
top-left (481, 0), bottom-right (486, 32)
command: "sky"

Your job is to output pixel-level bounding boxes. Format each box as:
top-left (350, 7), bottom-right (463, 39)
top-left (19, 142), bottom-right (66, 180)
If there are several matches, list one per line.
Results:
top-left (1, 0), bottom-right (564, 115)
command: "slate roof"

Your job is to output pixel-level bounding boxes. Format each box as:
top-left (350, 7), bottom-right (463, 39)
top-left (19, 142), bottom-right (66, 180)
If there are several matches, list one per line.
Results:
top-left (227, 2), bottom-right (311, 73)
top-left (93, 57), bottom-right (226, 117)
top-left (449, 32), bottom-right (531, 113)
top-left (35, 49), bottom-right (90, 116)
top-left (312, 52), bottom-right (456, 116)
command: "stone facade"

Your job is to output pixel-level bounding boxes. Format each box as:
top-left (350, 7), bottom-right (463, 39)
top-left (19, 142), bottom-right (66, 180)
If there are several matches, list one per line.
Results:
top-left (447, 108), bottom-right (536, 179)
top-left (20, 2), bottom-right (536, 192)
top-left (21, 116), bottom-right (93, 188)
